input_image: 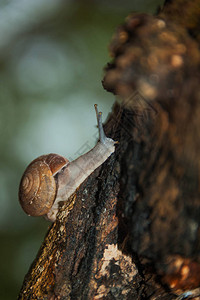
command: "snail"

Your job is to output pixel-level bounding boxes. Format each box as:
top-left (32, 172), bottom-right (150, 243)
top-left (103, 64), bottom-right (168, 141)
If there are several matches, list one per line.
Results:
top-left (18, 105), bottom-right (116, 222)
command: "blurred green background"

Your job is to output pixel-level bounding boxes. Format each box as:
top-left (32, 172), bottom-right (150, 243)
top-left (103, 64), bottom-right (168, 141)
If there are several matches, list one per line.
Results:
top-left (0, 0), bottom-right (164, 299)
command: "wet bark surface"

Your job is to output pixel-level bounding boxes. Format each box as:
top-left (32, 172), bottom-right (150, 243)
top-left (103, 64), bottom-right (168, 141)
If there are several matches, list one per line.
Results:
top-left (18, 1), bottom-right (200, 299)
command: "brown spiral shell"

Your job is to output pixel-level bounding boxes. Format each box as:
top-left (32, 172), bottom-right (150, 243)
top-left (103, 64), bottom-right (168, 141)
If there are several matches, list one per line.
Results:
top-left (19, 154), bottom-right (69, 216)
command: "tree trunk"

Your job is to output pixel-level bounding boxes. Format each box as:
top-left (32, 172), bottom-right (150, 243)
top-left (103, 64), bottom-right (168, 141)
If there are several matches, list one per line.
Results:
top-left (18, 1), bottom-right (200, 299)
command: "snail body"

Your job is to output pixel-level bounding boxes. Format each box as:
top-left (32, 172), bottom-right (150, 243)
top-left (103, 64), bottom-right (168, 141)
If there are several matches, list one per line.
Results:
top-left (19, 105), bottom-right (115, 222)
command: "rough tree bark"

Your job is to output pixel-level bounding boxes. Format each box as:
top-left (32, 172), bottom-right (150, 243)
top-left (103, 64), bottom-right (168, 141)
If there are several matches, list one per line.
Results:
top-left (18, 1), bottom-right (200, 299)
